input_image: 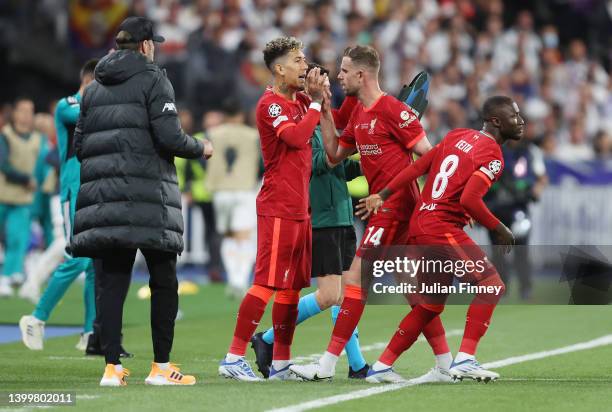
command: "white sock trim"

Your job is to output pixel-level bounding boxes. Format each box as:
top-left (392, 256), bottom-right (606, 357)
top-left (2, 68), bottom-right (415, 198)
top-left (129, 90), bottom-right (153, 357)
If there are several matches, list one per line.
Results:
top-left (271, 360), bottom-right (290, 371)
top-left (155, 362), bottom-right (170, 370)
top-left (372, 361), bottom-right (391, 371)
top-left (319, 351), bottom-right (338, 375)
top-left (435, 352), bottom-right (453, 370)
top-left (226, 353), bottom-right (243, 363)
top-left (455, 352), bottom-right (475, 363)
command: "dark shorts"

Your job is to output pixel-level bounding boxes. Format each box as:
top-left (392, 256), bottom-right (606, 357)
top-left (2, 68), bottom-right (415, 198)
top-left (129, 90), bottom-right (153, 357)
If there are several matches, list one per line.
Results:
top-left (312, 226), bottom-right (357, 278)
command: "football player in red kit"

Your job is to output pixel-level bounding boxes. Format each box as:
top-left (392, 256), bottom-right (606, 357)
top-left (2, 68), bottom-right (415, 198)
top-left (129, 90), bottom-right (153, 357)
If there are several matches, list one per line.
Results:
top-left (359, 95), bottom-right (522, 383)
top-left (219, 37), bottom-right (356, 381)
top-left (290, 45), bottom-right (453, 382)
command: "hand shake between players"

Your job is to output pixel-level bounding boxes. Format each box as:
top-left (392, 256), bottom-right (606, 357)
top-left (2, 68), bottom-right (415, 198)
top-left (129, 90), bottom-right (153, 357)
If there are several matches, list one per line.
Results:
top-left (305, 67), bottom-right (327, 104)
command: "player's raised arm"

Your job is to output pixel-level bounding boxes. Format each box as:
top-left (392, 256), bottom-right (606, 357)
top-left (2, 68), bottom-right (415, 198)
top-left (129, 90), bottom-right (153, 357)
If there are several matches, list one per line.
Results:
top-left (330, 95), bottom-right (358, 130)
top-left (411, 135), bottom-right (434, 156)
top-left (274, 67), bottom-right (326, 149)
top-left (355, 145), bottom-right (438, 219)
top-left (319, 105), bottom-right (355, 165)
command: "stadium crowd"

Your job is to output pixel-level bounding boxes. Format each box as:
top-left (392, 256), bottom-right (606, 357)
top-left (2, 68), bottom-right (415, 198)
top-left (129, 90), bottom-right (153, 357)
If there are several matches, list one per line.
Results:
top-left (2, 0), bottom-right (610, 160)
top-left (0, 0), bottom-right (610, 295)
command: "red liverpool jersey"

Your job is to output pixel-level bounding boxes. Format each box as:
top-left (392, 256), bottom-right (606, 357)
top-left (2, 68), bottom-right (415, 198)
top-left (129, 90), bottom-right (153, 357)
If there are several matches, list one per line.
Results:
top-left (339, 94), bottom-right (426, 221)
top-left (255, 88), bottom-right (312, 220)
top-left (410, 128), bottom-right (504, 235)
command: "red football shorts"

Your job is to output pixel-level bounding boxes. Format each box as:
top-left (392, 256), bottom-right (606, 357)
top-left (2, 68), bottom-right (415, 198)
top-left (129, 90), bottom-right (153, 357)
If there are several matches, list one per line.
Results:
top-left (356, 214), bottom-right (410, 257)
top-left (253, 215), bottom-right (312, 290)
top-left (408, 229), bottom-right (499, 284)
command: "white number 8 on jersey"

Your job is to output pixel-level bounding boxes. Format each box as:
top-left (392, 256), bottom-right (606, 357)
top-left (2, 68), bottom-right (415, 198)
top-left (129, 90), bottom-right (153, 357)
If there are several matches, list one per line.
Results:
top-left (431, 154), bottom-right (459, 200)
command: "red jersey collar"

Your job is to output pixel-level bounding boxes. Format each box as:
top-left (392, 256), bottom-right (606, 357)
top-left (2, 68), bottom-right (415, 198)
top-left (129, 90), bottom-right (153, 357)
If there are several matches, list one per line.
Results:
top-left (479, 129), bottom-right (497, 142)
top-left (363, 93), bottom-right (387, 113)
top-left (267, 85), bottom-right (298, 103)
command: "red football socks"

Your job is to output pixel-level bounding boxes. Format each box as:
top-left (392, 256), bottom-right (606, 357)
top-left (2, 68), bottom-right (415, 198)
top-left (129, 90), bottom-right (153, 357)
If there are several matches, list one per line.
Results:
top-left (228, 285), bottom-right (274, 356)
top-left (326, 285), bottom-right (366, 356)
top-left (379, 305), bottom-right (440, 366)
top-left (272, 290), bottom-right (300, 360)
top-left (459, 276), bottom-right (505, 355)
top-left (459, 303), bottom-right (495, 355)
top-left (422, 315), bottom-right (450, 355)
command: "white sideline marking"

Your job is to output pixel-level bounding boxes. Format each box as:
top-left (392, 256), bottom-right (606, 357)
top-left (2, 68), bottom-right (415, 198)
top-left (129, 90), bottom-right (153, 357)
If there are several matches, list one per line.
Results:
top-left (292, 329), bottom-right (463, 363)
top-left (481, 334), bottom-right (612, 369)
top-left (267, 334), bottom-right (612, 412)
top-left (48, 356), bottom-right (97, 361)
top-left (77, 395), bottom-right (100, 400)
top-left (503, 378), bottom-right (612, 382)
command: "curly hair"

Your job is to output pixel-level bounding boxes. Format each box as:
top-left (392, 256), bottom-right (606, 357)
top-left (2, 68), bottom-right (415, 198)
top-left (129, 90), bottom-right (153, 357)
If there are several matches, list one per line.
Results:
top-left (263, 36), bottom-right (303, 70)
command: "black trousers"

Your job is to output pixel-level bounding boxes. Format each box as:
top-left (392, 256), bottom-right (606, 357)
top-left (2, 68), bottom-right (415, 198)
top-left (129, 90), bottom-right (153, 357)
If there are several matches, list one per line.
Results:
top-left (93, 248), bottom-right (178, 364)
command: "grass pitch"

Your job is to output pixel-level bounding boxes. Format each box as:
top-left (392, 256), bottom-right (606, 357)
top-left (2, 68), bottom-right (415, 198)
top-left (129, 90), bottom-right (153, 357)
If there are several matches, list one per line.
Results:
top-left (0, 281), bottom-right (610, 412)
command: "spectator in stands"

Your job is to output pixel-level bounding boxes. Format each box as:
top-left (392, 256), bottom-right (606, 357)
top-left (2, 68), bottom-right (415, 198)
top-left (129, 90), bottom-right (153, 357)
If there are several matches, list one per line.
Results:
top-left (593, 130), bottom-right (611, 159)
top-left (2, 0), bottom-right (610, 163)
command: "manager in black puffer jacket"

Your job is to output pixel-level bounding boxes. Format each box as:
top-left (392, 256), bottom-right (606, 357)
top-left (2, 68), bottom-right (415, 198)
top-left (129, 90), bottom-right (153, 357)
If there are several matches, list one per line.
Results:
top-left (72, 17), bottom-right (212, 385)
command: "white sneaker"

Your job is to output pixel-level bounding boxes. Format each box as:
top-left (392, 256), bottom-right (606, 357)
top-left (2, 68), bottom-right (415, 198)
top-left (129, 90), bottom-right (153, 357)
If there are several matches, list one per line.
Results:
top-left (218, 357), bottom-right (262, 381)
top-left (365, 366), bottom-right (406, 383)
top-left (76, 332), bottom-right (93, 351)
top-left (0, 276), bottom-right (13, 298)
top-left (19, 315), bottom-right (45, 350)
top-left (289, 363), bottom-right (333, 381)
top-left (268, 364), bottom-right (303, 381)
top-left (449, 358), bottom-right (499, 382)
top-left (18, 281), bottom-right (40, 304)
top-left (409, 366), bottom-right (454, 384)
top-left (10, 272), bottom-right (25, 286)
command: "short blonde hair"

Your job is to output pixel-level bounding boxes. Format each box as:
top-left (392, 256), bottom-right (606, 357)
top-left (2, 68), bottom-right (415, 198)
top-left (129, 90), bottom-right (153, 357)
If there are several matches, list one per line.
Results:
top-left (343, 45), bottom-right (380, 72)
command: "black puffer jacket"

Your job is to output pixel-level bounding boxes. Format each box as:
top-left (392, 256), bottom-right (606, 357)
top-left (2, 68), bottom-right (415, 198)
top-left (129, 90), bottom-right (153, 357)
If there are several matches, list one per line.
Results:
top-left (71, 50), bottom-right (203, 257)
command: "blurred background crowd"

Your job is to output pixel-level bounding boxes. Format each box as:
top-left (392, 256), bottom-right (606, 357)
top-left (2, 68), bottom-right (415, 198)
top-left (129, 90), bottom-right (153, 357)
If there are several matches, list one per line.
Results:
top-left (1, 0), bottom-right (611, 160)
top-left (0, 0), bottom-right (610, 298)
